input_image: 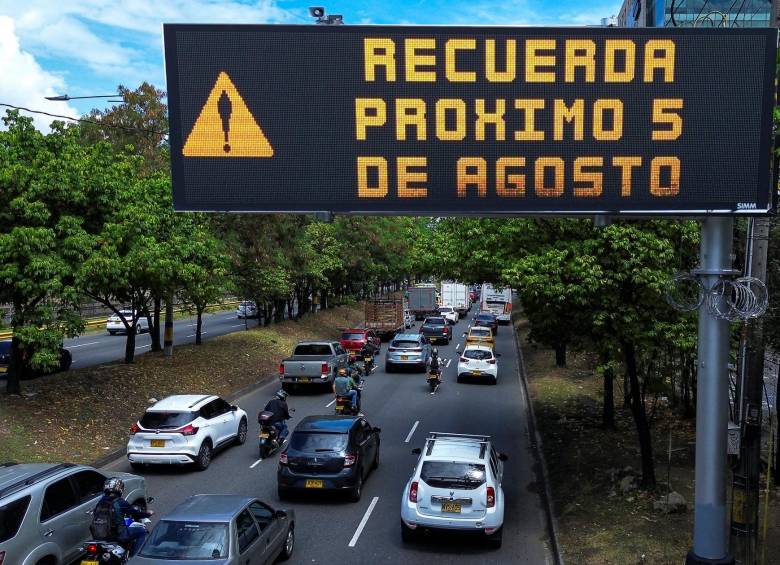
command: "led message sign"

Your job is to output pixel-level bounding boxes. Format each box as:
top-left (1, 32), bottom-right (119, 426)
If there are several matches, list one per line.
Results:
top-left (164, 25), bottom-right (777, 214)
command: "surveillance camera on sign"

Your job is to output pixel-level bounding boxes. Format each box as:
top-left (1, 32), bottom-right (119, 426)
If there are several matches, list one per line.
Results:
top-left (309, 6), bottom-right (325, 18)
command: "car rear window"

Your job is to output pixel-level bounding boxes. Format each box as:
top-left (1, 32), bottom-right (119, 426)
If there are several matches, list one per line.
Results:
top-left (464, 349), bottom-right (493, 360)
top-left (421, 461), bottom-right (486, 490)
top-left (293, 344), bottom-right (332, 356)
top-left (0, 341), bottom-right (10, 355)
top-left (471, 328), bottom-right (491, 336)
top-left (140, 520), bottom-right (229, 559)
top-left (0, 495), bottom-right (30, 543)
top-left (425, 318), bottom-right (446, 325)
top-left (439, 307), bottom-right (453, 312)
top-left (391, 340), bottom-right (420, 349)
top-left (476, 314), bottom-right (495, 321)
top-left (289, 432), bottom-right (348, 452)
top-left (341, 333), bottom-right (365, 341)
top-left (140, 411), bottom-right (197, 430)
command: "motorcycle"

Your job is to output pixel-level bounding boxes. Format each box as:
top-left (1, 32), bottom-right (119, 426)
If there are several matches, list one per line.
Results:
top-left (258, 410), bottom-right (293, 458)
top-left (362, 352), bottom-right (375, 375)
top-left (427, 368), bottom-right (442, 392)
top-left (80, 514), bottom-right (152, 564)
top-left (335, 383), bottom-right (363, 416)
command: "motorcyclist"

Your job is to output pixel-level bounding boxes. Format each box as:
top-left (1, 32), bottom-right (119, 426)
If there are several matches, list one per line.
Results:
top-left (429, 348), bottom-right (441, 379)
top-left (333, 366), bottom-right (360, 412)
top-left (262, 389), bottom-right (291, 440)
top-left (91, 477), bottom-right (153, 556)
top-left (360, 344), bottom-right (375, 374)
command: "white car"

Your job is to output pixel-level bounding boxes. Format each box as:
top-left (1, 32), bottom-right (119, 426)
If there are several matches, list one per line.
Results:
top-left (457, 345), bottom-right (498, 384)
top-left (127, 395), bottom-right (248, 471)
top-left (401, 432), bottom-right (507, 548)
top-left (106, 310), bottom-right (149, 335)
top-left (438, 306), bottom-right (459, 325)
top-left (236, 300), bottom-right (258, 319)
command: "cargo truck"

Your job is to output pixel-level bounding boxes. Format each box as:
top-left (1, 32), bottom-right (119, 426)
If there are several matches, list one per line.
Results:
top-left (440, 282), bottom-right (471, 317)
top-left (407, 286), bottom-right (439, 320)
top-left (365, 299), bottom-right (405, 340)
top-left (481, 284), bottom-right (513, 325)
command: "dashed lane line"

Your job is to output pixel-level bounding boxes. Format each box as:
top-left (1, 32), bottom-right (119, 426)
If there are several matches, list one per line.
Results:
top-left (348, 496), bottom-right (380, 548)
top-left (326, 399), bottom-right (336, 408)
top-left (67, 341), bottom-right (102, 348)
top-left (404, 420), bottom-right (419, 443)
top-left (185, 331), bottom-right (208, 338)
top-left (250, 458), bottom-right (262, 469)
top-left (446, 359), bottom-right (452, 368)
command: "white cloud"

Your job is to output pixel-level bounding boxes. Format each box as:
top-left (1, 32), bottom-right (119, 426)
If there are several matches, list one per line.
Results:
top-left (0, 15), bottom-right (78, 131)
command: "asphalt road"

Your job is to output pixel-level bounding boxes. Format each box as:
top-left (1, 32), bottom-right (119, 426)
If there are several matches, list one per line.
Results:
top-left (104, 309), bottom-right (552, 564)
top-left (65, 310), bottom-right (256, 369)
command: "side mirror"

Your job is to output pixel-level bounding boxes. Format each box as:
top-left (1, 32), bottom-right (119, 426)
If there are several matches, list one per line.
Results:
top-left (275, 509), bottom-right (287, 519)
top-left (231, 405), bottom-right (238, 411)
top-left (373, 427), bottom-right (382, 434)
top-left (411, 447), bottom-right (421, 455)
top-left (146, 496), bottom-right (155, 503)
top-left (498, 453), bottom-right (508, 462)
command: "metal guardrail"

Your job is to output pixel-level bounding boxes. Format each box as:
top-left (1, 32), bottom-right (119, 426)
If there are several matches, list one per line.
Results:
top-left (0, 301), bottom-right (241, 340)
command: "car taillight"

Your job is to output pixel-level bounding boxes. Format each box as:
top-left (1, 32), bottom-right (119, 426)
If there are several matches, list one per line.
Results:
top-left (279, 363), bottom-right (285, 375)
top-left (488, 359), bottom-right (496, 364)
top-left (344, 454), bottom-right (356, 467)
top-left (86, 543), bottom-right (98, 553)
top-left (130, 422), bottom-right (140, 434)
top-left (443, 327), bottom-right (449, 334)
top-left (409, 481), bottom-right (419, 503)
top-left (486, 486), bottom-right (496, 508)
top-left (176, 424), bottom-right (199, 436)
top-left (279, 452), bottom-right (288, 465)
top-left (460, 357), bottom-right (468, 363)
top-left (321, 362), bottom-right (329, 374)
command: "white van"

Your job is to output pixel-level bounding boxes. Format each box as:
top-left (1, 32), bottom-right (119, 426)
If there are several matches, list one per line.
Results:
top-left (480, 284), bottom-right (512, 325)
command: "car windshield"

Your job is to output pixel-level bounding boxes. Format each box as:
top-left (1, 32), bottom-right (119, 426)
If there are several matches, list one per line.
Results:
top-left (425, 318), bottom-right (446, 325)
top-left (293, 344), bottom-right (332, 355)
top-left (0, 341), bottom-right (10, 355)
top-left (139, 520), bottom-right (229, 559)
top-left (290, 432), bottom-right (348, 452)
top-left (391, 340), bottom-right (420, 349)
top-left (464, 349), bottom-right (493, 360)
top-left (140, 411), bottom-right (197, 430)
top-left (476, 314), bottom-right (495, 321)
top-left (471, 328), bottom-right (491, 337)
top-left (341, 333), bottom-right (365, 341)
top-left (421, 461), bottom-right (487, 489)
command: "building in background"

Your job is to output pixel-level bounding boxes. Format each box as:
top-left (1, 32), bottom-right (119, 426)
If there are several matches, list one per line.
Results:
top-left (616, 0), bottom-right (770, 28)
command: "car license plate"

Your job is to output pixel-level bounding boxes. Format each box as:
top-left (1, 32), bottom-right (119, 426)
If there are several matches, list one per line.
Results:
top-left (442, 501), bottom-right (461, 513)
top-left (150, 439), bottom-right (165, 448)
top-left (305, 479), bottom-right (324, 488)
top-left (473, 370), bottom-right (481, 376)
top-left (401, 355), bottom-right (408, 360)
top-left (259, 432), bottom-right (269, 438)
top-left (81, 561), bottom-right (99, 565)
top-left (299, 377), bottom-right (310, 383)
top-left (0, 366), bottom-right (6, 373)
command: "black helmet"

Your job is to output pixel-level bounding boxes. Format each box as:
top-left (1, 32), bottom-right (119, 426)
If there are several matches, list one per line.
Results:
top-left (275, 389), bottom-right (288, 401)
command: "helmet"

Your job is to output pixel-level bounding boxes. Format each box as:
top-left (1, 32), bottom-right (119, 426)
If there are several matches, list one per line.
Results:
top-left (275, 389), bottom-right (288, 401)
top-left (104, 477), bottom-right (125, 496)
top-left (338, 367), bottom-right (347, 376)
top-left (432, 348), bottom-right (438, 356)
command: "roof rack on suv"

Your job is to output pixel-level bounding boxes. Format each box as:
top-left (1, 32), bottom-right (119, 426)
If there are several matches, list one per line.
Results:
top-left (425, 433), bottom-right (490, 458)
top-left (0, 463), bottom-right (77, 500)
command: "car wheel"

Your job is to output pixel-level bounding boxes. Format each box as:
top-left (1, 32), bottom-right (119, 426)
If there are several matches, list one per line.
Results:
top-left (372, 446), bottom-right (380, 470)
top-left (236, 418), bottom-right (248, 445)
top-left (486, 527), bottom-right (503, 549)
top-left (401, 520), bottom-right (417, 543)
top-left (278, 525), bottom-right (295, 561)
top-left (194, 441), bottom-right (212, 471)
top-left (108, 330), bottom-right (117, 336)
top-left (491, 376), bottom-right (498, 385)
top-left (281, 383), bottom-right (293, 393)
top-left (277, 486), bottom-right (291, 500)
top-left (129, 462), bottom-right (145, 471)
top-left (386, 362), bottom-right (393, 373)
top-left (349, 474), bottom-right (363, 502)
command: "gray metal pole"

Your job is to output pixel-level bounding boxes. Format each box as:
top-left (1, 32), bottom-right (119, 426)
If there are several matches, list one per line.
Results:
top-left (687, 217), bottom-right (735, 565)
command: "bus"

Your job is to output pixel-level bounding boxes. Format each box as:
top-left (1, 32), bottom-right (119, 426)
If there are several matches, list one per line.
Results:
top-left (480, 284), bottom-right (513, 325)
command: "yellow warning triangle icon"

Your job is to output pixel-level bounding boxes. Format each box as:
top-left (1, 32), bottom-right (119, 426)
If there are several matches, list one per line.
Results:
top-left (183, 72), bottom-right (273, 158)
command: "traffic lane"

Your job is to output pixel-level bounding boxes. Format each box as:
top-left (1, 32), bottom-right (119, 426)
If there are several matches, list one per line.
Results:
top-left (68, 311), bottom-right (252, 369)
top-left (104, 311), bottom-right (550, 563)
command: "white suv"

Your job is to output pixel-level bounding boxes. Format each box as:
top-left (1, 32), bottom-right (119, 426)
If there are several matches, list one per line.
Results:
top-left (106, 310), bottom-right (149, 335)
top-left (127, 395), bottom-right (248, 471)
top-left (401, 432), bottom-right (507, 548)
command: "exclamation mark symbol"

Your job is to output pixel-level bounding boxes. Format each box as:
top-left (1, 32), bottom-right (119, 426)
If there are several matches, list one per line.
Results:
top-left (218, 90), bottom-right (232, 153)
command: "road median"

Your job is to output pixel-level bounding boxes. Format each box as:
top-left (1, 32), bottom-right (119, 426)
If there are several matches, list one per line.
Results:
top-left (0, 305), bottom-right (362, 465)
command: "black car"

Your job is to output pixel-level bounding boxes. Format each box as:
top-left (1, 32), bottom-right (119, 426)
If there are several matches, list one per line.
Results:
top-left (473, 312), bottom-right (499, 335)
top-left (419, 316), bottom-right (451, 344)
top-left (0, 339), bottom-right (72, 379)
top-left (277, 415), bottom-right (381, 502)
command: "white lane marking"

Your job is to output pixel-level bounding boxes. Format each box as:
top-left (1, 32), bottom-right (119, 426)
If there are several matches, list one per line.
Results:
top-left (446, 359), bottom-right (452, 368)
top-left (250, 459), bottom-right (262, 468)
top-left (135, 344), bottom-right (151, 351)
top-left (404, 421), bottom-right (419, 443)
top-left (67, 341), bottom-right (102, 349)
top-left (185, 331), bottom-right (209, 338)
top-left (326, 399), bottom-right (336, 407)
top-left (230, 324), bottom-right (246, 328)
top-left (455, 343), bottom-right (461, 351)
top-left (348, 496), bottom-right (379, 548)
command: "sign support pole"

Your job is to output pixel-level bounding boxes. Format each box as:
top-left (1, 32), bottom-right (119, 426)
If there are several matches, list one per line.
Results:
top-left (687, 216), bottom-right (735, 565)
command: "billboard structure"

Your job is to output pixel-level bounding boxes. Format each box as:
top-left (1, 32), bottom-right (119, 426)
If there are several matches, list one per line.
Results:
top-left (164, 25), bottom-right (777, 215)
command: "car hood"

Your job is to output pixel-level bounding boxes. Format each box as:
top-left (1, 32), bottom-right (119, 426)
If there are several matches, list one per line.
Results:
top-left (130, 558), bottom-right (229, 565)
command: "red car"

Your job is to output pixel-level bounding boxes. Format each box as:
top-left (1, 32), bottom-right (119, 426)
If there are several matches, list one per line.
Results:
top-left (340, 329), bottom-right (381, 359)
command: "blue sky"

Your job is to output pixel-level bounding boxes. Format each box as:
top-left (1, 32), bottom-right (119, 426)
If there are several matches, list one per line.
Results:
top-left (0, 0), bottom-right (621, 129)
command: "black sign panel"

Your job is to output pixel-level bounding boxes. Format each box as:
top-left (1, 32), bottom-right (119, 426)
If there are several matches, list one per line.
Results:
top-left (163, 25), bottom-right (777, 215)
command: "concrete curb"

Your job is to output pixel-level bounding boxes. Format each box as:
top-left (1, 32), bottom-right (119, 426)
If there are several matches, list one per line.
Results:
top-left (511, 313), bottom-right (565, 565)
top-left (92, 373), bottom-right (280, 470)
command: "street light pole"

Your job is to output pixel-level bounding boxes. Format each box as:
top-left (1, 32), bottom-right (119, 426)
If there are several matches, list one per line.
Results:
top-left (45, 94), bottom-right (121, 101)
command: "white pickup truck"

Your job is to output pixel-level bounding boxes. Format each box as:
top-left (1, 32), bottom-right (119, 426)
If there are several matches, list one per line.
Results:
top-left (279, 341), bottom-right (349, 390)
